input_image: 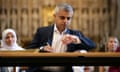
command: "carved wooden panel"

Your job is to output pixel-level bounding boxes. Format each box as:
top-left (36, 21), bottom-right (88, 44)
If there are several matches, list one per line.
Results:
top-left (0, 0), bottom-right (118, 49)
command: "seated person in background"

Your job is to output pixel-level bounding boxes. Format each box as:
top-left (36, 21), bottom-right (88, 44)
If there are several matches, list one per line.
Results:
top-left (105, 36), bottom-right (119, 52)
top-left (108, 42), bottom-right (120, 72)
top-left (0, 28), bottom-right (24, 50)
top-left (99, 36), bottom-right (119, 72)
top-left (99, 36), bottom-right (119, 52)
top-left (27, 3), bottom-right (95, 72)
top-left (0, 28), bottom-right (25, 72)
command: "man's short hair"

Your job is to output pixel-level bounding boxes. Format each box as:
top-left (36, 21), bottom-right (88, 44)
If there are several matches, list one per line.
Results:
top-left (54, 3), bottom-right (73, 14)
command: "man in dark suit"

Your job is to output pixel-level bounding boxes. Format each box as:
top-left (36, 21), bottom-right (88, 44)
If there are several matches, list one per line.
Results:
top-left (27, 3), bottom-right (95, 72)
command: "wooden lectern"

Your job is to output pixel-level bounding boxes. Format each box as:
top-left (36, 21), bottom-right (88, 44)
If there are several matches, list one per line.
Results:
top-left (0, 50), bottom-right (120, 66)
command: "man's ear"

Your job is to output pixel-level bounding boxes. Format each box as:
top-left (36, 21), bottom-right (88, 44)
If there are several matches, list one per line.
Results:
top-left (53, 14), bottom-right (56, 20)
top-left (53, 14), bottom-right (56, 17)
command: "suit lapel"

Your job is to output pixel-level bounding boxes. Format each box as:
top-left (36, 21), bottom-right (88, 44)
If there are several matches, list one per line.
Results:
top-left (65, 29), bottom-right (71, 34)
top-left (47, 25), bottom-right (54, 46)
top-left (47, 26), bottom-right (72, 50)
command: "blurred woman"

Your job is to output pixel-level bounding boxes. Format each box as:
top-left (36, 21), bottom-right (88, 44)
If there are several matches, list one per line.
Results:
top-left (0, 28), bottom-right (24, 50)
top-left (0, 28), bottom-right (25, 72)
top-left (99, 36), bottom-right (119, 72)
top-left (105, 36), bottom-right (119, 52)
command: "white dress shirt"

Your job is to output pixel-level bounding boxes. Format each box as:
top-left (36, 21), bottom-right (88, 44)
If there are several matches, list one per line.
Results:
top-left (52, 24), bottom-right (67, 52)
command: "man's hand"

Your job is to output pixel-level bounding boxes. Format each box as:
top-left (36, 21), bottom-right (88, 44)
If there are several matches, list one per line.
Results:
top-left (61, 34), bottom-right (81, 45)
top-left (42, 43), bottom-right (53, 52)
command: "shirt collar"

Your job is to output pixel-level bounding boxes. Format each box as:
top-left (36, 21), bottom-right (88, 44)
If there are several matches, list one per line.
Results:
top-left (54, 24), bottom-right (67, 34)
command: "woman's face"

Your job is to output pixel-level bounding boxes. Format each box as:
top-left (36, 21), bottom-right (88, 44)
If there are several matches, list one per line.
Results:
top-left (5, 32), bottom-right (15, 46)
top-left (107, 37), bottom-right (119, 52)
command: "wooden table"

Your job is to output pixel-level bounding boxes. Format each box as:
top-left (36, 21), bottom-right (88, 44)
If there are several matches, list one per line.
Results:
top-left (0, 51), bottom-right (120, 66)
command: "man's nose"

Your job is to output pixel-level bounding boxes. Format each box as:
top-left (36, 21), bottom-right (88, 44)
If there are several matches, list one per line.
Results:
top-left (63, 18), bottom-right (68, 23)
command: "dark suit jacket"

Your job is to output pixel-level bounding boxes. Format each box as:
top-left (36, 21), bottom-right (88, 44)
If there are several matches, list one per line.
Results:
top-left (28, 25), bottom-right (95, 51)
top-left (27, 25), bottom-right (95, 72)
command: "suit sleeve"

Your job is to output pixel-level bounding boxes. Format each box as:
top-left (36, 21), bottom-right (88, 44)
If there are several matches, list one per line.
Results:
top-left (78, 31), bottom-right (96, 50)
top-left (27, 28), bottom-right (42, 49)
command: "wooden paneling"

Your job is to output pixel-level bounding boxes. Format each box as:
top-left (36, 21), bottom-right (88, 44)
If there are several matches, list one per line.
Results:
top-left (0, 0), bottom-right (119, 49)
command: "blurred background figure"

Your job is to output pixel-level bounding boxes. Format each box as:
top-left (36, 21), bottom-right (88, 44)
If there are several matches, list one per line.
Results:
top-left (99, 36), bottom-right (119, 52)
top-left (0, 28), bottom-right (25, 72)
top-left (105, 36), bottom-right (119, 52)
top-left (0, 28), bottom-right (24, 50)
top-left (99, 36), bottom-right (119, 72)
